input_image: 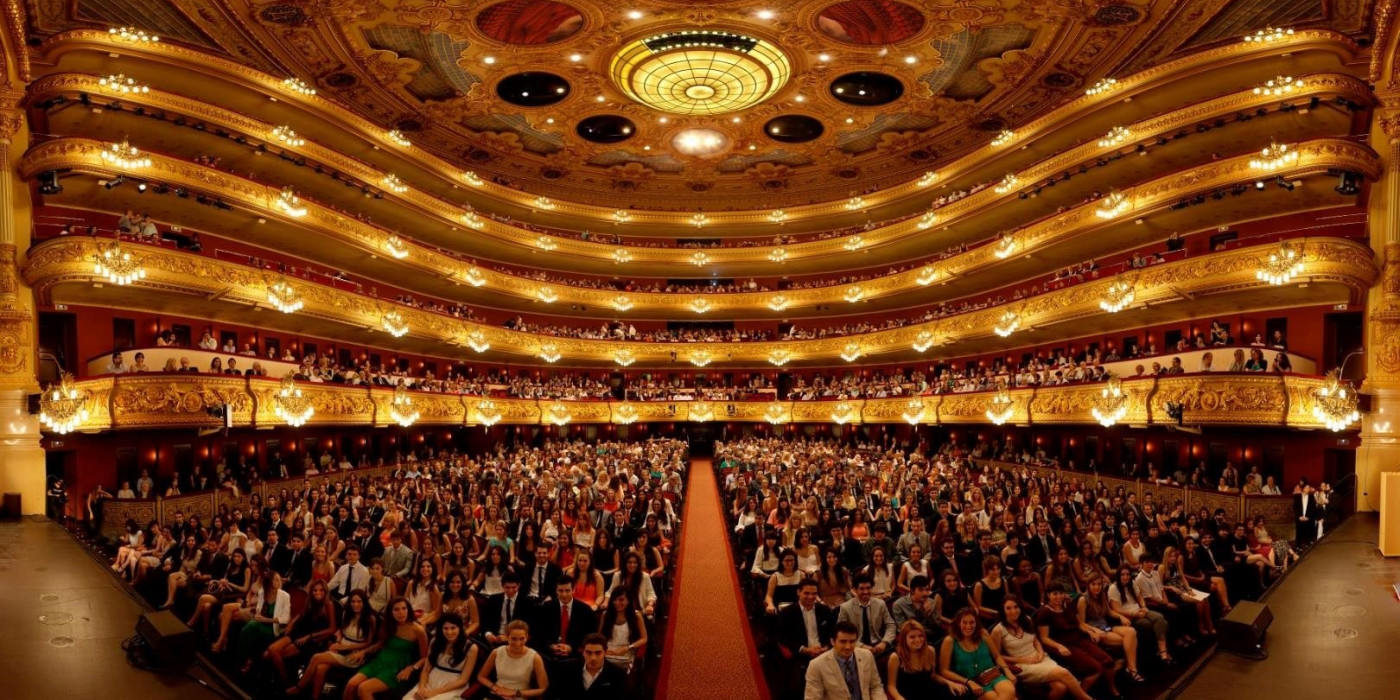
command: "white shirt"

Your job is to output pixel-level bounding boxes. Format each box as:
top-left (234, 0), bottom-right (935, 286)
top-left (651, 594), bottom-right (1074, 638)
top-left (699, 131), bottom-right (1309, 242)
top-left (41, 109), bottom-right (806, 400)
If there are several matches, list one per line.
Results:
top-left (328, 561), bottom-right (369, 600)
top-left (800, 603), bottom-right (821, 648)
top-left (582, 665), bottom-right (602, 689)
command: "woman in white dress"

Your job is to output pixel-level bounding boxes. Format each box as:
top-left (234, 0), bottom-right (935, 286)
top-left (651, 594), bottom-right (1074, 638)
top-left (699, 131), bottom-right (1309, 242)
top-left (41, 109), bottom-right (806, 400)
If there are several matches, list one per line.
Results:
top-left (477, 620), bottom-right (548, 698)
top-left (990, 596), bottom-right (1094, 700)
top-left (401, 612), bottom-right (477, 700)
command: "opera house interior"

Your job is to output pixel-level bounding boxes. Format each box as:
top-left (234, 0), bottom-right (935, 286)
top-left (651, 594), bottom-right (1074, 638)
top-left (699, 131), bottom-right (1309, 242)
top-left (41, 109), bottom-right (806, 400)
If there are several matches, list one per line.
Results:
top-left (4, 1), bottom-right (1400, 699)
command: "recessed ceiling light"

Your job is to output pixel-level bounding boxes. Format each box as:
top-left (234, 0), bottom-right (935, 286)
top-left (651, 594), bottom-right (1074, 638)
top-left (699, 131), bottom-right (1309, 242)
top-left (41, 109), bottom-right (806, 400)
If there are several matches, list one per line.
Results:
top-left (626, 10), bottom-right (643, 20)
top-left (818, 53), bottom-right (831, 62)
top-left (731, 116), bottom-right (741, 123)
top-left (904, 55), bottom-right (917, 64)
top-left (757, 10), bottom-right (775, 20)
top-left (659, 116), bottom-right (669, 123)
top-left (569, 54), bottom-right (583, 62)
top-left (595, 95), bottom-right (606, 102)
top-left (795, 95), bottom-right (806, 102)
top-left (643, 145), bottom-right (651, 150)
top-left (546, 118), bottom-right (555, 124)
top-left (555, 87), bottom-right (566, 93)
top-left (845, 117), bottom-right (854, 124)
top-left (748, 144), bottom-right (757, 150)
top-left (483, 56), bottom-right (496, 65)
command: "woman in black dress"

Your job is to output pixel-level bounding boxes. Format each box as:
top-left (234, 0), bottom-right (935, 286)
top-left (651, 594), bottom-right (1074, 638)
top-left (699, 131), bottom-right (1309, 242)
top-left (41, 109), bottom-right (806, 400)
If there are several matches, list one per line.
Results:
top-left (886, 620), bottom-right (959, 700)
top-left (933, 569), bottom-right (972, 636)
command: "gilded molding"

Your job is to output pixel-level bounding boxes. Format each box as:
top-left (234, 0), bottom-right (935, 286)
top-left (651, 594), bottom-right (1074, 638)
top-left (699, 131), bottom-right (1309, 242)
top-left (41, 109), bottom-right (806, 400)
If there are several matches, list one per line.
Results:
top-left (24, 236), bottom-right (1377, 367)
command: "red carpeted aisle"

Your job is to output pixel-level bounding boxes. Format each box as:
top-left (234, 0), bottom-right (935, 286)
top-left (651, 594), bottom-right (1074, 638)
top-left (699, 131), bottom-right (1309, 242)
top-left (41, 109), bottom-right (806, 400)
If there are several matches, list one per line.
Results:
top-left (658, 459), bottom-right (768, 700)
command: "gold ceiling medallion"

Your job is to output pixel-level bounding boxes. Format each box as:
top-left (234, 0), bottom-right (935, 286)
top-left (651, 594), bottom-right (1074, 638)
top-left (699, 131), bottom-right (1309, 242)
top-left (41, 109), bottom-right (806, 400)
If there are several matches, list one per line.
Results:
top-left (1085, 77), bottom-right (1118, 96)
top-left (609, 31), bottom-right (790, 116)
top-left (475, 399), bottom-right (502, 427)
top-left (38, 372), bottom-right (90, 435)
top-left (840, 343), bottom-right (862, 362)
top-left (1099, 277), bottom-right (1136, 313)
top-left (92, 242), bottom-right (146, 286)
top-left (538, 343), bottom-right (562, 363)
top-left (993, 309), bottom-right (1021, 338)
top-left (611, 295), bottom-right (634, 312)
top-left (1091, 376), bottom-right (1129, 427)
top-left (381, 310), bottom-right (409, 338)
top-left (767, 295), bottom-right (791, 312)
top-left (273, 374), bottom-right (314, 427)
top-left (464, 330), bottom-right (490, 353)
top-left (1313, 369), bottom-right (1360, 431)
top-left (830, 401), bottom-right (857, 425)
top-left (985, 386), bottom-right (1014, 425)
top-left (546, 402), bottom-right (572, 426)
top-left (613, 403), bottom-right (640, 425)
top-left (1256, 242), bottom-right (1303, 285)
top-left (389, 383), bottom-right (420, 427)
top-left (1250, 141), bottom-right (1299, 171)
top-left (763, 403), bottom-right (788, 424)
top-left (688, 350), bottom-right (713, 367)
top-left (767, 349), bottom-right (792, 366)
top-left (383, 234), bottom-right (409, 259)
top-left (902, 398), bottom-right (926, 425)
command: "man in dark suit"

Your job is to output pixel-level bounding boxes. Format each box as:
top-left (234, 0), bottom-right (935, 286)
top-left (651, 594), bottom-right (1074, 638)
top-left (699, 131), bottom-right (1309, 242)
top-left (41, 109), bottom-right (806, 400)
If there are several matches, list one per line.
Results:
top-left (1294, 484), bottom-right (1322, 545)
top-left (520, 546), bottom-right (563, 603)
top-left (827, 524), bottom-right (865, 573)
top-left (265, 530), bottom-right (289, 575)
top-left (482, 575), bottom-right (534, 646)
top-left (552, 633), bottom-right (628, 700)
top-left (1026, 520), bottom-right (1058, 570)
top-left (350, 522), bottom-right (383, 563)
top-left (283, 533), bottom-right (313, 589)
top-left (776, 579), bottom-right (833, 699)
top-left (534, 579), bottom-right (598, 665)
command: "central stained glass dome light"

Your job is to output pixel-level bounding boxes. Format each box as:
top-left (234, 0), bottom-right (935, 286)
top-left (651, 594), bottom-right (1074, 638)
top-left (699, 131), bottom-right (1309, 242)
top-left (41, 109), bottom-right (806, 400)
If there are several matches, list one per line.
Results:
top-left (610, 30), bottom-right (790, 116)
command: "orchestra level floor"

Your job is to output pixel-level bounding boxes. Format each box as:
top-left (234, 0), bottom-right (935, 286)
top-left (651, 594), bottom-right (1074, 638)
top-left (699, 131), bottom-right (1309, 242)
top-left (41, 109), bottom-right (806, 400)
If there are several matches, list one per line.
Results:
top-left (0, 517), bottom-right (226, 700)
top-left (1177, 513), bottom-right (1400, 699)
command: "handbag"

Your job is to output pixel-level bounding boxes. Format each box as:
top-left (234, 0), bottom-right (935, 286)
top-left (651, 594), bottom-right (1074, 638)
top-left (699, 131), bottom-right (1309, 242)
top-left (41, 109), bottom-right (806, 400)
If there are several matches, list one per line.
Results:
top-left (975, 667), bottom-right (1003, 685)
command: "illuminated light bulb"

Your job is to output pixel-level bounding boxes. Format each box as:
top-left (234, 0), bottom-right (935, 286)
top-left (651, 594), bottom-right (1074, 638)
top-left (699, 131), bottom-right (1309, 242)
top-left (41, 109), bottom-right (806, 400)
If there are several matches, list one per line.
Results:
top-left (1254, 75), bottom-right (1303, 97)
top-left (1094, 191), bottom-right (1131, 219)
top-left (98, 74), bottom-right (149, 95)
top-left (764, 403), bottom-right (788, 424)
top-left (830, 401), bottom-right (856, 425)
top-left (388, 383), bottom-right (420, 427)
top-left (1255, 242), bottom-right (1304, 286)
top-left (917, 210), bottom-right (939, 230)
top-left (994, 173), bottom-right (1019, 194)
top-left (917, 171), bottom-right (939, 187)
top-left (533, 195), bottom-right (556, 210)
top-left (109, 26), bottom-right (159, 43)
top-left (462, 266), bottom-right (486, 287)
top-left (844, 196), bottom-right (866, 210)
top-left (690, 298), bottom-right (712, 314)
top-left (985, 387), bottom-right (1014, 425)
top-left (993, 236), bottom-right (1016, 259)
top-left (768, 350), bottom-right (792, 366)
top-left (688, 350), bottom-right (712, 367)
top-left (266, 277), bottom-right (303, 314)
top-left (840, 343), bottom-right (862, 362)
top-left (383, 234), bottom-right (409, 259)
top-left (768, 209), bottom-right (787, 224)
top-left (612, 209), bottom-right (632, 223)
top-left (843, 286), bottom-right (865, 303)
top-left (990, 129), bottom-right (1015, 147)
top-left (768, 248), bottom-right (788, 263)
top-left (916, 266), bottom-right (938, 286)
top-left (460, 211), bottom-right (485, 229)
top-left (612, 248), bottom-right (632, 264)
top-left (464, 330), bottom-right (490, 353)
top-left (536, 287), bottom-right (559, 303)
top-left (912, 330), bottom-right (936, 353)
top-left (475, 399), bottom-right (502, 426)
top-left (99, 139), bottom-right (151, 169)
top-left (767, 295), bottom-right (791, 312)
top-left (993, 309), bottom-right (1021, 338)
top-left (1243, 27), bottom-right (1295, 44)
top-left (1097, 125), bottom-right (1131, 148)
top-left (270, 125), bottom-right (305, 147)
top-left (1250, 141), bottom-right (1299, 171)
top-left (1098, 278), bottom-right (1135, 313)
top-left (613, 349), bottom-right (636, 367)
top-left (613, 403), bottom-right (639, 425)
top-left (690, 212), bottom-right (709, 228)
top-left (902, 398), bottom-right (926, 425)
top-left (611, 295), bottom-right (634, 312)
top-left (1091, 376), bottom-right (1129, 427)
top-left (689, 251), bottom-right (711, 267)
top-left (461, 171), bottom-right (484, 186)
top-left (386, 129), bottom-right (411, 147)
top-left (1085, 77), bottom-right (1118, 96)
top-left (381, 310), bottom-right (409, 338)
top-left (546, 402), bottom-right (571, 426)
top-left (92, 242), bottom-right (146, 286)
top-left (534, 236), bottom-right (558, 252)
top-left (274, 187), bottom-right (307, 218)
top-left (843, 236), bottom-right (865, 252)
top-left (281, 77), bottom-right (316, 96)
top-left (381, 173), bottom-right (408, 193)
top-left (538, 344), bottom-right (562, 363)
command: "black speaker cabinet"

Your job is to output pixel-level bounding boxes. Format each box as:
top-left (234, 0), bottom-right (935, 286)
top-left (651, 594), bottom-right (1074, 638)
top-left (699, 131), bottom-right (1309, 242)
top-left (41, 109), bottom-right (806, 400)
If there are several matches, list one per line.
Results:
top-left (1219, 600), bottom-right (1272, 655)
top-left (135, 609), bottom-right (197, 666)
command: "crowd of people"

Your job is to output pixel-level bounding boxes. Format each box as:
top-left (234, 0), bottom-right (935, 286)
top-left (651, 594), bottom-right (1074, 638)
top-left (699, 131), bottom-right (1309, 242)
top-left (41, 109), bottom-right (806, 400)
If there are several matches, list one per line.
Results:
top-left (717, 436), bottom-right (1309, 700)
top-left (105, 438), bottom-right (687, 699)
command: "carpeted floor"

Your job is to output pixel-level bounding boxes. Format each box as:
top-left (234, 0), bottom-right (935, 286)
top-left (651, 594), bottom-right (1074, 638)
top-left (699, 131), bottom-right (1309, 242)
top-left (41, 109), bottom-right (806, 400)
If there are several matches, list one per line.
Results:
top-left (658, 459), bottom-right (768, 700)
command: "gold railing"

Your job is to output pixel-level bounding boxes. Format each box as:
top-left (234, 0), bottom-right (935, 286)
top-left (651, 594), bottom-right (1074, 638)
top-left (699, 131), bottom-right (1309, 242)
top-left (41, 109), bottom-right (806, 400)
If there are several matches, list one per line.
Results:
top-left (39, 28), bottom-right (1358, 226)
top-left (24, 236), bottom-right (1377, 367)
top-left (58, 372), bottom-right (1346, 434)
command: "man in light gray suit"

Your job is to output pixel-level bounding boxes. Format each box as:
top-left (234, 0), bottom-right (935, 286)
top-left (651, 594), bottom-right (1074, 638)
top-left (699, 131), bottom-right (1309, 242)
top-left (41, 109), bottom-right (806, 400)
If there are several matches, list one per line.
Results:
top-left (836, 575), bottom-right (896, 655)
top-left (805, 620), bottom-right (887, 700)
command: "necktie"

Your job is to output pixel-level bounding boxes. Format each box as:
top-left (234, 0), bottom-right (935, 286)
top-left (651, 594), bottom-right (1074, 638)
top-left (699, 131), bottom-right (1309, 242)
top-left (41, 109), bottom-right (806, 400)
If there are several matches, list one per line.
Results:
top-left (506, 598), bottom-right (514, 625)
top-left (341, 567), bottom-right (352, 598)
top-left (560, 604), bottom-right (570, 642)
top-left (840, 655), bottom-right (863, 700)
top-left (537, 567), bottom-right (545, 595)
top-left (861, 605), bottom-right (873, 645)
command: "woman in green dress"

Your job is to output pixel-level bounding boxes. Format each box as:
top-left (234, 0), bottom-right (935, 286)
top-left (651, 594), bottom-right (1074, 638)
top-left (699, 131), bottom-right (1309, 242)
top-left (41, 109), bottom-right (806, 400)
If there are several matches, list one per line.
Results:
top-left (342, 597), bottom-right (428, 700)
top-left (940, 607), bottom-right (1017, 700)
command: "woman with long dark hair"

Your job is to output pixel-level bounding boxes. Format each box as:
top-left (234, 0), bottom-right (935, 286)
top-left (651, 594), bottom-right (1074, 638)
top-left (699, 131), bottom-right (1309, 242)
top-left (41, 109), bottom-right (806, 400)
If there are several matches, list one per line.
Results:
top-left (608, 551), bottom-right (657, 616)
top-left (991, 596), bottom-right (1091, 700)
top-left (440, 570), bottom-right (481, 638)
top-left (264, 579), bottom-right (337, 685)
top-left (289, 590), bottom-right (378, 698)
top-left (343, 597), bottom-right (429, 700)
top-left (400, 612), bottom-right (478, 700)
top-left (598, 588), bottom-right (648, 671)
top-left (940, 607), bottom-right (1015, 700)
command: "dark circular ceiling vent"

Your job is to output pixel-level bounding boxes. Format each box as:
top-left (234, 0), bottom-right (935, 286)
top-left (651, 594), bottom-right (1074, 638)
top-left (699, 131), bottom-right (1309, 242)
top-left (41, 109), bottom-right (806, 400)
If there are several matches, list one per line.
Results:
top-left (576, 115), bottom-right (636, 143)
top-left (830, 72), bottom-right (903, 106)
top-left (496, 72), bottom-right (571, 107)
top-left (324, 72), bottom-right (357, 88)
top-left (764, 115), bottom-right (824, 143)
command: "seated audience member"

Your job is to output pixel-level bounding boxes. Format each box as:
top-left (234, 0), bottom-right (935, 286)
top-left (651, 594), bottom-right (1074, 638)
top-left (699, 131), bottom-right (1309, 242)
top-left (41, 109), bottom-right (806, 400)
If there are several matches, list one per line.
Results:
top-left (288, 590), bottom-right (378, 697)
top-left (535, 578), bottom-right (598, 665)
top-left (342, 597), bottom-right (429, 700)
top-left (552, 633), bottom-right (627, 699)
top-left (104, 351), bottom-right (127, 374)
top-left (1077, 575), bottom-right (1144, 682)
top-left (885, 620), bottom-right (964, 700)
top-left (805, 620), bottom-right (886, 700)
top-left (477, 620), bottom-right (549, 698)
top-left (991, 596), bottom-right (1092, 700)
top-left (939, 608), bottom-right (1015, 700)
top-left (263, 579), bottom-right (336, 685)
top-left (1036, 583), bottom-right (1120, 697)
top-left (1108, 566), bottom-right (1173, 664)
top-left (399, 612), bottom-right (478, 700)
top-left (837, 575), bottom-right (896, 655)
top-left (597, 588), bottom-right (647, 672)
top-left (892, 575), bottom-right (939, 638)
top-left (484, 575), bottom-right (534, 646)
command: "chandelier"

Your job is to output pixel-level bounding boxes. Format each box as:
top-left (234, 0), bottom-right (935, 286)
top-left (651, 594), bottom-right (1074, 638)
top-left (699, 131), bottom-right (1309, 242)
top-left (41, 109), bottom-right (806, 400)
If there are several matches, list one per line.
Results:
top-left (994, 173), bottom-right (1020, 194)
top-left (689, 252), bottom-right (710, 267)
top-left (546, 402), bottom-right (571, 426)
top-left (533, 196), bottom-right (556, 210)
top-left (985, 387), bottom-right (1014, 425)
top-left (109, 26), bottom-right (159, 43)
top-left (270, 125), bottom-right (305, 147)
top-left (1095, 191), bottom-right (1131, 219)
top-left (993, 309), bottom-right (1021, 337)
top-left (689, 402), bottom-right (714, 422)
top-left (381, 310), bottom-right (408, 338)
top-left (912, 330), bottom-right (936, 353)
top-left (381, 173), bottom-right (408, 193)
top-left (613, 349), bottom-right (636, 367)
top-left (1312, 370), bottom-right (1360, 431)
top-left (614, 403), bottom-right (639, 424)
top-left (388, 383), bottom-right (420, 427)
top-left (462, 266), bottom-right (486, 287)
top-left (612, 209), bottom-right (632, 224)
top-left (1243, 26), bottom-right (1295, 44)
top-left (536, 287), bottom-right (558, 303)
top-left (1097, 125), bottom-right (1131, 149)
top-left (764, 403), bottom-right (788, 424)
top-left (901, 398), bottom-right (926, 425)
top-left (844, 196), bottom-right (866, 211)
top-left (98, 74), bottom-right (149, 95)
top-left (917, 171), bottom-right (940, 187)
top-left (534, 236), bottom-right (558, 252)
top-left (918, 210), bottom-right (939, 230)
top-left (1099, 278), bottom-right (1135, 313)
top-left (538, 343), bottom-right (562, 363)
top-left (690, 298), bottom-right (712, 314)
top-left (768, 209), bottom-right (788, 224)
top-left (767, 295), bottom-right (791, 312)
top-left (690, 213), bottom-right (709, 228)
top-left (464, 330), bottom-right (490, 353)
top-left (612, 248), bottom-right (633, 264)
top-left (461, 211), bottom-right (485, 229)
top-left (688, 350), bottom-right (712, 367)
top-left (386, 129), bottom-right (412, 147)
top-left (266, 277), bottom-right (303, 313)
top-left (768, 248), bottom-right (788, 263)
top-left (1091, 376), bottom-right (1129, 427)
top-left (281, 77), bottom-right (316, 96)
top-left (994, 235), bottom-right (1017, 259)
top-left (843, 236), bottom-right (865, 252)
top-left (1254, 75), bottom-right (1302, 97)
top-left (100, 139), bottom-right (151, 169)
top-left (840, 343), bottom-right (862, 363)
top-left (611, 295), bottom-right (634, 312)
top-left (991, 129), bottom-right (1015, 147)
top-left (1249, 141), bottom-right (1299, 172)
top-left (917, 266), bottom-right (938, 286)
top-left (843, 286), bottom-right (865, 303)
top-left (273, 374), bottom-right (315, 427)
top-left (1256, 243), bottom-right (1303, 285)
top-left (1085, 77), bottom-right (1118, 96)
top-left (475, 399), bottom-right (502, 427)
top-left (274, 187), bottom-right (307, 217)
top-left (92, 242), bottom-right (146, 286)
top-left (461, 171), bottom-right (484, 187)
top-left (384, 234), bottom-right (409, 259)
top-left (830, 401), bottom-right (857, 425)
top-left (37, 372), bottom-right (90, 434)
top-left (767, 349), bottom-right (792, 366)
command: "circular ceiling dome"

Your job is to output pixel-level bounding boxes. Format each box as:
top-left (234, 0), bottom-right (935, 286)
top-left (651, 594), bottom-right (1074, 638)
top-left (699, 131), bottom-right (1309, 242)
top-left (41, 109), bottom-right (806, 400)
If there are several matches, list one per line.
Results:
top-left (830, 72), bottom-right (904, 106)
top-left (496, 72), bottom-right (571, 107)
top-left (610, 30), bottom-right (791, 116)
top-left (577, 115), bottom-right (636, 143)
top-left (764, 115), bottom-right (824, 143)
top-left (476, 1), bottom-right (584, 44)
top-left (817, 0), bottom-right (926, 45)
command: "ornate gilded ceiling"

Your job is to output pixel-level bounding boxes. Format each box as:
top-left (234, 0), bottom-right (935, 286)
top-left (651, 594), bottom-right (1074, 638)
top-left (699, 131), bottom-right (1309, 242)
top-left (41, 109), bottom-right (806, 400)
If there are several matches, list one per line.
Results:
top-left (24, 0), bottom-right (1376, 208)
